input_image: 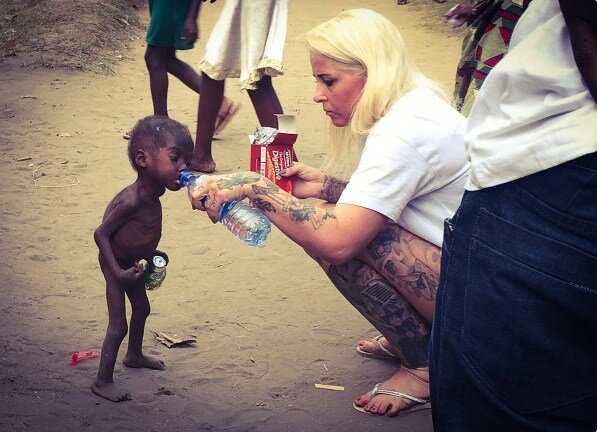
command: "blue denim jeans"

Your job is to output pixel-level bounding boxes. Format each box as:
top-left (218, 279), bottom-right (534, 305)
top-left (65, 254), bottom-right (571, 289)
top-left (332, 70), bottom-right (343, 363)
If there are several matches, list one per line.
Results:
top-left (430, 152), bottom-right (597, 431)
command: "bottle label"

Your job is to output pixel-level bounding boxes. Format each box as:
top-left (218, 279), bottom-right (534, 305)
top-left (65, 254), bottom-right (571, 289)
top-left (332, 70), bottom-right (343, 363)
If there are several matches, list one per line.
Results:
top-left (143, 256), bottom-right (167, 290)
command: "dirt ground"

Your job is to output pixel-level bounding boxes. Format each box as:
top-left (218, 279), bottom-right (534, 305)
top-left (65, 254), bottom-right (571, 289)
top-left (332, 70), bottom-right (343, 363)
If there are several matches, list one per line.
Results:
top-left (0, 1), bottom-right (464, 431)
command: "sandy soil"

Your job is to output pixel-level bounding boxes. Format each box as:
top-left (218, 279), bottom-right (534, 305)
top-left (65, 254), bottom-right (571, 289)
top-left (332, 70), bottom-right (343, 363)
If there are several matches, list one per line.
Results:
top-left (0, 1), bottom-right (463, 431)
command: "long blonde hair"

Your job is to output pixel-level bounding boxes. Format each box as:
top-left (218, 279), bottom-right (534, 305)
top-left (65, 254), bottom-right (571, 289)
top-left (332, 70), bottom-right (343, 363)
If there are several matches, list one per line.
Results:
top-left (302, 9), bottom-right (440, 170)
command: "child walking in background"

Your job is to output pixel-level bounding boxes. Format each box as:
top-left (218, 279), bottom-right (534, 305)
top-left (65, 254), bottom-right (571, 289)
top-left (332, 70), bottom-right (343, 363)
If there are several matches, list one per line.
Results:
top-left (93, 116), bottom-right (193, 402)
top-left (130, 0), bottom-right (237, 138)
top-left (190, 0), bottom-right (288, 173)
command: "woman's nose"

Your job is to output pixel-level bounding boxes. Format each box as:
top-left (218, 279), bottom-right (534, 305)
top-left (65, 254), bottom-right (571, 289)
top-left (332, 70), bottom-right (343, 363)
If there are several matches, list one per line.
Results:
top-left (313, 84), bottom-right (325, 103)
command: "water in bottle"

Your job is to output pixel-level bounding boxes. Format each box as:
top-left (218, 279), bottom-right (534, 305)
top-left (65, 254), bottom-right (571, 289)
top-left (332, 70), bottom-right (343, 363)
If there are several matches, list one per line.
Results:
top-left (178, 170), bottom-right (271, 246)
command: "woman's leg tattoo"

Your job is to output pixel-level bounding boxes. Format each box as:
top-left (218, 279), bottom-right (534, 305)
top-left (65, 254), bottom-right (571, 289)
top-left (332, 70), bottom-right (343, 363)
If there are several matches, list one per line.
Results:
top-left (325, 259), bottom-right (429, 368)
top-left (360, 225), bottom-right (440, 324)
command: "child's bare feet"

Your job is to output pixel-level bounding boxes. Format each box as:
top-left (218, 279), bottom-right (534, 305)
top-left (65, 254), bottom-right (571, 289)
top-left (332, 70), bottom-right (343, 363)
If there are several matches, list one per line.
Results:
top-left (188, 158), bottom-right (216, 174)
top-left (353, 366), bottom-right (430, 417)
top-left (92, 380), bottom-right (132, 402)
top-left (123, 354), bottom-right (166, 370)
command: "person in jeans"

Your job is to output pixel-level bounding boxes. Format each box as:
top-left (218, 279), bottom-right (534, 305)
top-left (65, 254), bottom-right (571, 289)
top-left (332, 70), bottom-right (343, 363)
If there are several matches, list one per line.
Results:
top-left (430, 0), bottom-right (597, 430)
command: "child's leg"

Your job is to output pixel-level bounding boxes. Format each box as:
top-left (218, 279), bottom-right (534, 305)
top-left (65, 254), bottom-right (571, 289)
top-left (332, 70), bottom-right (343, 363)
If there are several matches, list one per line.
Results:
top-left (247, 75), bottom-right (283, 128)
top-left (248, 76), bottom-right (298, 160)
top-left (144, 45), bottom-right (171, 116)
top-left (165, 50), bottom-right (203, 94)
top-left (92, 265), bottom-right (131, 402)
top-left (122, 281), bottom-right (165, 370)
top-left (190, 73), bottom-right (225, 173)
top-left (166, 51), bottom-right (238, 136)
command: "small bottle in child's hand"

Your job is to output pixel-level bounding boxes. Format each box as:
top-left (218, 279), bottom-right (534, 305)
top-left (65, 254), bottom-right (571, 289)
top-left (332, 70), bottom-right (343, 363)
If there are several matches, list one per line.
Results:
top-left (143, 254), bottom-right (168, 291)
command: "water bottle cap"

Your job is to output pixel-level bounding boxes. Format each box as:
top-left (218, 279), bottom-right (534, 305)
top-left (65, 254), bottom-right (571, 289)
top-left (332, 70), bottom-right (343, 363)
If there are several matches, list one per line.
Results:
top-left (178, 170), bottom-right (195, 186)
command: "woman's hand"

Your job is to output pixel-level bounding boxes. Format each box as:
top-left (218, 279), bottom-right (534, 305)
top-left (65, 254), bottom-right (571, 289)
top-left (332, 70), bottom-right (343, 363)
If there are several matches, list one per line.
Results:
top-left (189, 172), bottom-right (260, 222)
top-left (280, 163), bottom-right (326, 199)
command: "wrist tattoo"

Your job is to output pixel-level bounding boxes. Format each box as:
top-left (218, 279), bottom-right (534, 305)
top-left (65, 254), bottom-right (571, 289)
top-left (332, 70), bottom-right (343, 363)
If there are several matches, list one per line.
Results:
top-left (320, 176), bottom-right (348, 203)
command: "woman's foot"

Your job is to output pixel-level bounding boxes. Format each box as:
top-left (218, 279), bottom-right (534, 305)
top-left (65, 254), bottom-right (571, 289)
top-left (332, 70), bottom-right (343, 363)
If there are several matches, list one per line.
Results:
top-left (92, 380), bottom-right (132, 402)
top-left (353, 367), bottom-right (430, 417)
top-left (123, 354), bottom-right (166, 370)
top-left (357, 335), bottom-right (400, 361)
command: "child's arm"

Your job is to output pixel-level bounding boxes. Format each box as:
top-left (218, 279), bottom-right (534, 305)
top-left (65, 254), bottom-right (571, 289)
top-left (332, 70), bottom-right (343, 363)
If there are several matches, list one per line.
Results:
top-left (184, 0), bottom-right (202, 47)
top-left (94, 197), bottom-right (144, 284)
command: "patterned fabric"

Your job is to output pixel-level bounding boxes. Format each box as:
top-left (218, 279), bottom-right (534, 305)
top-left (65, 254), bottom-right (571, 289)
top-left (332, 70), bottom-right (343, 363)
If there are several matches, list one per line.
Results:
top-left (453, 0), bottom-right (532, 116)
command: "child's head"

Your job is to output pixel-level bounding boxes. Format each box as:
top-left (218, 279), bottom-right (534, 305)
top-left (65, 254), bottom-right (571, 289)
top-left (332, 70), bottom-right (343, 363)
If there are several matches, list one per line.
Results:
top-left (127, 115), bottom-right (194, 190)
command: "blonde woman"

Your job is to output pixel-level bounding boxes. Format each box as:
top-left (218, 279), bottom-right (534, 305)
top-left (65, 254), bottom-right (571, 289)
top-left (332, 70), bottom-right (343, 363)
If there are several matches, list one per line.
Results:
top-left (190, 9), bottom-right (468, 417)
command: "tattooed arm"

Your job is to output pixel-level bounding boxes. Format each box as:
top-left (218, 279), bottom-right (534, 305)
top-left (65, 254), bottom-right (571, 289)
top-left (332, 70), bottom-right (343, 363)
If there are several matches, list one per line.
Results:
top-left (191, 171), bottom-right (386, 263)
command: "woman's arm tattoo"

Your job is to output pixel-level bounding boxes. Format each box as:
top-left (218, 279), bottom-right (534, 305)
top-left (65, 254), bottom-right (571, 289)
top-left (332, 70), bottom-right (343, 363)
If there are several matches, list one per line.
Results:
top-left (217, 172), bottom-right (261, 190)
top-left (251, 180), bottom-right (336, 230)
top-left (320, 176), bottom-right (348, 203)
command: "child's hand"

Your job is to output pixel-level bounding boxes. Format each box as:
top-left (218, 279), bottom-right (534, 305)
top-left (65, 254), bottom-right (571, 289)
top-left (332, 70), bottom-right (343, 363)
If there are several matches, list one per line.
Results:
top-left (118, 261), bottom-right (144, 284)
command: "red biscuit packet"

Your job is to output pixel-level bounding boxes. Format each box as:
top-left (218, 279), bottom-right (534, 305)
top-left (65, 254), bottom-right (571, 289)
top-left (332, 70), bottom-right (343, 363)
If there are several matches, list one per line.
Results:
top-left (249, 115), bottom-right (297, 193)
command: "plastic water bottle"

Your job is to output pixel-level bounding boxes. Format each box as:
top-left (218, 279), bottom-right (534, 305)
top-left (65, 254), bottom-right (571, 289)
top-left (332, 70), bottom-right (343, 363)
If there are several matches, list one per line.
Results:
top-left (178, 170), bottom-right (271, 246)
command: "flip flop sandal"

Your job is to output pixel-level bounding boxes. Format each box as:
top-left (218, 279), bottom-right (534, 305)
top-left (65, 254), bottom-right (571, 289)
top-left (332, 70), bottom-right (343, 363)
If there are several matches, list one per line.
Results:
top-left (356, 335), bottom-right (400, 361)
top-left (352, 383), bottom-right (431, 416)
top-left (214, 100), bottom-right (241, 135)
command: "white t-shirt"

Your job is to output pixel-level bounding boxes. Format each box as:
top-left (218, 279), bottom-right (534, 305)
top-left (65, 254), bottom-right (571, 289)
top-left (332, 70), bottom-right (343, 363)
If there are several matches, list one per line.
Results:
top-left (338, 86), bottom-right (469, 247)
top-left (465, 0), bottom-right (597, 190)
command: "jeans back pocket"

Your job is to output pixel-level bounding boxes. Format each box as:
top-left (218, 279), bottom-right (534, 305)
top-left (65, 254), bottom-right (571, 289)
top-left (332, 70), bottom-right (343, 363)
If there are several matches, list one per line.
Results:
top-left (460, 208), bottom-right (597, 414)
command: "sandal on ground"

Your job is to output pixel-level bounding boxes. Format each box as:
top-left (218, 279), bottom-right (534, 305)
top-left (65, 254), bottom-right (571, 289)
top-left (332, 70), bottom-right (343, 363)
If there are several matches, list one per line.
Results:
top-left (123, 131), bottom-right (131, 140)
top-left (214, 100), bottom-right (241, 135)
top-left (356, 335), bottom-right (400, 361)
top-left (352, 383), bottom-right (430, 416)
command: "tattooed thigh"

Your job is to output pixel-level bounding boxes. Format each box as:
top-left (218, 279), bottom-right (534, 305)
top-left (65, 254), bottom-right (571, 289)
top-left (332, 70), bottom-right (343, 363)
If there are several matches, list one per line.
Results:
top-left (364, 225), bottom-right (440, 301)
